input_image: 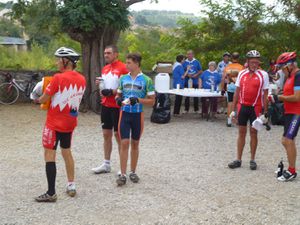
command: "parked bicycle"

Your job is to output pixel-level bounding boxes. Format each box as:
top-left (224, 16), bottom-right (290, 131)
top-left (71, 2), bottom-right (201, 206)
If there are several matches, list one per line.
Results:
top-left (89, 89), bottom-right (102, 115)
top-left (0, 73), bottom-right (39, 105)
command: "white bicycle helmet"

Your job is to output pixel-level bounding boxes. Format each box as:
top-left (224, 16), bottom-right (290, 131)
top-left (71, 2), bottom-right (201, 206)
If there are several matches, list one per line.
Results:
top-left (246, 50), bottom-right (261, 58)
top-left (54, 47), bottom-right (80, 64)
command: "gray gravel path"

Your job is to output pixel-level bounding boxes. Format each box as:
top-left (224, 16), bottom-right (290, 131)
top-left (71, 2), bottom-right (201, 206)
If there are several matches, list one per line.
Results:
top-left (0, 104), bottom-right (299, 225)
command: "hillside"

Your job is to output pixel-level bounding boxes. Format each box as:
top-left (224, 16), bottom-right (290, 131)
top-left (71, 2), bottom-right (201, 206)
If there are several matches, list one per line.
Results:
top-left (130, 10), bottom-right (200, 28)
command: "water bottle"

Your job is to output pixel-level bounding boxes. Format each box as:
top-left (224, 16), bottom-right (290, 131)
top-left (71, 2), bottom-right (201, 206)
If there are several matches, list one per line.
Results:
top-left (188, 78), bottom-right (193, 88)
top-left (96, 77), bottom-right (105, 91)
top-left (210, 78), bottom-right (215, 92)
top-left (276, 160), bottom-right (284, 177)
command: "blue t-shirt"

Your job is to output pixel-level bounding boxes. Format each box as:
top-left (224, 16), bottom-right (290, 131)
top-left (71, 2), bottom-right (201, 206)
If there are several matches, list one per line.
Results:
top-left (227, 82), bottom-right (236, 93)
top-left (200, 70), bottom-right (221, 91)
top-left (183, 59), bottom-right (202, 86)
top-left (172, 63), bottom-right (185, 89)
top-left (118, 73), bottom-right (155, 113)
top-left (217, 60), bottom-right (231, 75)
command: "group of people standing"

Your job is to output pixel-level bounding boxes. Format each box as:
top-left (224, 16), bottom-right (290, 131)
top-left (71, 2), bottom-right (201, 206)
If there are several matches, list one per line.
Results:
top-left (34, 45), bottom-right (155, 202)
top-left (173, 49), bottom-right (300, 183)
top-left (172, 50), bottom-right (244, 127)
top-left (32, 43), bottom-right (300, 203)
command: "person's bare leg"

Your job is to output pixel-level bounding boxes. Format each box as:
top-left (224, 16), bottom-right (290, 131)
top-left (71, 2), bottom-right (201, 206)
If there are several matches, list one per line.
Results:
top-left (237, 126), bottom-right (247, 160)
top-left (103, 129), bottom-right (113, 160)
top-left (114, 131), bottom-right (121, 156)
top-left (130, 140), bottom-right (140, 172)
top-left (61, 148), bottom-right (74, 182)
top-left (282, 137), bottom-right (297, 168)
top-left (249, 127), bottom-right (258, 160)
top-left (120, 139), bottom-right (130, 175)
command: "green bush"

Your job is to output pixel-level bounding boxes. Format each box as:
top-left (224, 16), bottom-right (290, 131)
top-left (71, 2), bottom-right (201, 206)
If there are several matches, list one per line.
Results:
top-left (0, 34), bottom-right (82, 71)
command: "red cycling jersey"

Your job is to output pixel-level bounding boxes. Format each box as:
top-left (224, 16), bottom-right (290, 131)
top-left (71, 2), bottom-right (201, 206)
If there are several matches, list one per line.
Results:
top-left (235, 69), bottom-right (269, 107)
top-left (45, 70), bottom-right (86, 132)
top-left (283, 70), bottom-right (300, 114)
top-left (101, 60), bottom-right (128, 108)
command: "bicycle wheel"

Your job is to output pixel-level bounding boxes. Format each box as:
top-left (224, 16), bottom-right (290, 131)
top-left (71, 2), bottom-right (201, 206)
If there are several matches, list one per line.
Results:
top-left (0, 82), bottom-right (19, 105)
top-left (89, 90), bottom-right (102, 114)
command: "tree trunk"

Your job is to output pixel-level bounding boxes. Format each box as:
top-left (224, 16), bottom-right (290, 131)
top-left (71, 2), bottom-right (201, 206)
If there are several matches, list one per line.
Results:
top-left (79, 28), bottom-right (120, 111)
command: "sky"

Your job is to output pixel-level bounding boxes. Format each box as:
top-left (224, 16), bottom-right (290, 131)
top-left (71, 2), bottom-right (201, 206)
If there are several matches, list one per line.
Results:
top-left (0, 0), bottom-right (277, 16)
top-left (129, 0), bottom-right (203, 15)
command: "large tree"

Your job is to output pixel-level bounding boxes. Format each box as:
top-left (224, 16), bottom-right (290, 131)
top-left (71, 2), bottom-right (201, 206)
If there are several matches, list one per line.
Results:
top-left (12, 0), bottom-right (150, 109)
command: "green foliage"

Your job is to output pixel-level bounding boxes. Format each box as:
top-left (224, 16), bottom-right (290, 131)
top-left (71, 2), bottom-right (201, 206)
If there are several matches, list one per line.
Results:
top-left (60, 0), bottom-right (130, 34)
top-left (118, 27), bottom-right (184, 70)
top-left (171, 0), bottom-right (300, 69)
top-left (0, 19), bottom-right (23, 37)
top-left (12, 0), bottom-right (60, 45)
top-left (0, 34), bottom-right (81, 71)
top-left (131, 10), bottom-right (200, 28)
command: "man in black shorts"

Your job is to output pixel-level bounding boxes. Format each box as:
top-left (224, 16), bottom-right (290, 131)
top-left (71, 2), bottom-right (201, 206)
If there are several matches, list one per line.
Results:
top-left (228, 50), bottom-right (269, 170)
top-left (269, 52), bottom-right (300, 181)
top-left (91, 45), bottom-right (128, 174)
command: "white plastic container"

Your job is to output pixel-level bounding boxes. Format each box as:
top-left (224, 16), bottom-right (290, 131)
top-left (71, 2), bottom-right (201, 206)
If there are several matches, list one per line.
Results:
top-left (155, 73), bottom-right (170, 93)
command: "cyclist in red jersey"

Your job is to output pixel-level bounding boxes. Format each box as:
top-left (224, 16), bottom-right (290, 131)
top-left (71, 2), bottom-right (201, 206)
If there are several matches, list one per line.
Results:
top-left (91, 45), bottom-right (128, 174)
top-left (269, 52), bottom-right (300, 181)
top-left (228, 50), bottom-right (269, 170)
top-left (35, 47), bottom-right (86, 202)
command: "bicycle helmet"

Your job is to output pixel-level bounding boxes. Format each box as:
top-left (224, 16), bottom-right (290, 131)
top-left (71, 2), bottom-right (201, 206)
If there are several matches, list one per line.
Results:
top-left (276, 52), bottom-right (297, 67)
top-left (246, 50), bottom-right (261, 58)
top-left (223, 52), bottom-right (231, 57)
top-left (54, 47), bottom-right (80, 64)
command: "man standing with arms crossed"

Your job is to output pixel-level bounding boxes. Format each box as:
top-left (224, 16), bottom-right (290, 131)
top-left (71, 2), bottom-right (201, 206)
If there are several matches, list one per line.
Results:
top-left (92, 45), bottom-right (128, 174)
top-left (35, 47), bottom-right (86, 202)
top-left (228, 50), bottom-right (269, 170)
top-left (115, 53), bottom-right (155, 186)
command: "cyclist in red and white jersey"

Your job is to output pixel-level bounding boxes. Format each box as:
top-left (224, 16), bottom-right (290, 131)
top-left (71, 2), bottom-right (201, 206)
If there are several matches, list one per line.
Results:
top-left (91, 45), bottom-right (128, 174)
top-left (269, 52), bottom-right (300, 181)
top-left (35, 47), bottom-right (86, 202)
top-left (228, 50), bottom-right (269, 170)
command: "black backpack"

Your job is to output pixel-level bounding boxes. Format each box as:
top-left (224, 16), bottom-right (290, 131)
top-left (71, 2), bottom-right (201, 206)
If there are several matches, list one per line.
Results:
top-left (151, 93), bottom-right (171, 124)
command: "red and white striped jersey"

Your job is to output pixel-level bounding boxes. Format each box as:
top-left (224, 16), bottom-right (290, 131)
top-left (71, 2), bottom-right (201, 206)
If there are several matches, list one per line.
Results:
top-left (235, 69), bottom-right (269, 107)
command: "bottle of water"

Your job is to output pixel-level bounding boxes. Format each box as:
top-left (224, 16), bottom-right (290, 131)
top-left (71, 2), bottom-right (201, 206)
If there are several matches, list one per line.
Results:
top-left (210, 78), bottom-right (215, 92)
top-left (188, 78), bottom-right (193, 88)
top-left (276, 159), bottom-right (284, 177)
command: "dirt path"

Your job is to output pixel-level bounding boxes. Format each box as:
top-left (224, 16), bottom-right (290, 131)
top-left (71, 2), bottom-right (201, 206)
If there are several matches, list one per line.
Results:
top-left (0, 104), bottom-right (299, 225)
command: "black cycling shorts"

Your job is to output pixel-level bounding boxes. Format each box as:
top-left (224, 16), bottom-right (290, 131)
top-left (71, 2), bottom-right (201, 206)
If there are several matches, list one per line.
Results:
top-left (119, 111), bottom-right (144, 140)
top-left (283, 114), bottom-right (300, 140)
top-left (42, 126), bottom-right (72, 150)
top-left (238, 104), bottom-right (261, 126)
top-left (101, 105), bottom-right (120, 131)
top-left (227, 92), bottom-right (234, 103)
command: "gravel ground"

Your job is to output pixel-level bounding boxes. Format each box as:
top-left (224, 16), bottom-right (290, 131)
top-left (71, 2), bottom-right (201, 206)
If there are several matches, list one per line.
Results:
top-left (1, 103), bottom-right (300, 225)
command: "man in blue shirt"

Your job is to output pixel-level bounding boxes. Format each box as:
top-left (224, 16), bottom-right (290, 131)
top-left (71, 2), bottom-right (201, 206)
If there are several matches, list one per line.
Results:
top-left (172, 54), bottom-right (190, 115)
top-left (183, 50), bottom-right (203, 113)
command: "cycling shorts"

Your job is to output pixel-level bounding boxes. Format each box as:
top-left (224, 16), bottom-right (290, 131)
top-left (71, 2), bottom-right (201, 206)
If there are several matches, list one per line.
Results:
top-left (118, 111), bottom-right (144, 140)
top-left (42, 126), bottom-right (72, 150)
top-left (283, 114), bottom-right (300, 140)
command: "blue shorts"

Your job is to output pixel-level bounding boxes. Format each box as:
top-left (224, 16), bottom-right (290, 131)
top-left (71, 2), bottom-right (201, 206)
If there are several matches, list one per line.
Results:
top-left (283, 114), bottom-right (300, 140)
top-left (119, 111), bottom-right (144, 140)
